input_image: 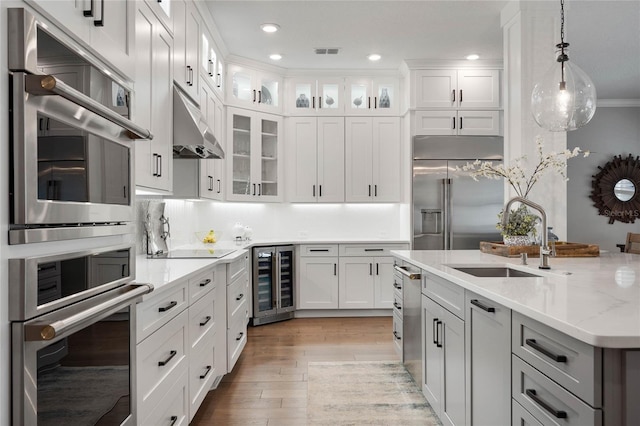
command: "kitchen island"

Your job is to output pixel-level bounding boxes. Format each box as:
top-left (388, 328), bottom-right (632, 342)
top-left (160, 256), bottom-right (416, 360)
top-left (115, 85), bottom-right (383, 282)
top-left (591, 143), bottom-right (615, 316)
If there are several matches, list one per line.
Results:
top-left (392, 249), bottom-right (640, 426)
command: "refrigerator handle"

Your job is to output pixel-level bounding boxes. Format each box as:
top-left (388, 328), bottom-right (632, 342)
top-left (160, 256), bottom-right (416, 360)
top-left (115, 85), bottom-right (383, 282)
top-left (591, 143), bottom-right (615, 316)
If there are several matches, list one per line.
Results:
top-left (442, 179), bottom-right (449, 250)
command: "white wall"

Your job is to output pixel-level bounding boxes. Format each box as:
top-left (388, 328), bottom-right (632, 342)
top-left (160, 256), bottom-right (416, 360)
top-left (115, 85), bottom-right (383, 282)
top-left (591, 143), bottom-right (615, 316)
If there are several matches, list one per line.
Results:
top-left (567, 107), bottom-right (640, 251)
top-left (142, 199), bottom-right (410, 248)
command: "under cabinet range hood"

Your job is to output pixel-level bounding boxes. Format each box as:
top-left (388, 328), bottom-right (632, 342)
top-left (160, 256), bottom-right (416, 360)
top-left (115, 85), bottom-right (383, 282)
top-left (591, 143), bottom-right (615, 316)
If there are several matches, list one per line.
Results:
top-left (173, 87), bottom-right (225, 159)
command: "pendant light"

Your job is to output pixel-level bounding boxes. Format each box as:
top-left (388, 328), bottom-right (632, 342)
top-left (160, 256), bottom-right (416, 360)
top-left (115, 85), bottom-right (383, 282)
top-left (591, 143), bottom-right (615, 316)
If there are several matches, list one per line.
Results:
top-left (531, 0), bottom-right (596, 132)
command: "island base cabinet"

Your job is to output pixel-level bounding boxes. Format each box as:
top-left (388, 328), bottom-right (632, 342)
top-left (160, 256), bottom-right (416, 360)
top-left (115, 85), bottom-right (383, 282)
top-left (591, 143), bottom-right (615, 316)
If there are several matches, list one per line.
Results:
top-left (422, 294), bottom-right (465, 426)
top-left (140, 369), bottom-right (189, 426)
top-left (465, 291), bottom-right (511, 426)
top-left (513, 399), bottom-right (544, 426)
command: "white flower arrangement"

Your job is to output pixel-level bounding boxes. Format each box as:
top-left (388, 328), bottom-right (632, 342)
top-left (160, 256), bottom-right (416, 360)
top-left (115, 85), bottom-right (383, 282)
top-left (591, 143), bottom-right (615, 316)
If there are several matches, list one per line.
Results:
top-left (459, 136), bottom-right (589, 199)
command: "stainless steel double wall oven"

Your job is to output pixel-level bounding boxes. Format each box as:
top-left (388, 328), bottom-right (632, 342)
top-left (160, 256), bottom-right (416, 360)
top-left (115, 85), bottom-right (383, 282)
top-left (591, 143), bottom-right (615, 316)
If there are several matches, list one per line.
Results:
top-left (7, 8), bottom-right (153, 426)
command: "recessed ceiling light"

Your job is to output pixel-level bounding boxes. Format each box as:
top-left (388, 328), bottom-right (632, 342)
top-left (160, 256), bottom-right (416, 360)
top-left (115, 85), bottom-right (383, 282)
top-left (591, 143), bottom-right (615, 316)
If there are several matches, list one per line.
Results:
top-left (269, 54), bottom-right (282, 61)
top-left (466, 54), bottom-right (480, 61)
top-left (368, 54), bottom-right (381, 61)
top-left (260, 23), bottom-right (280, 33)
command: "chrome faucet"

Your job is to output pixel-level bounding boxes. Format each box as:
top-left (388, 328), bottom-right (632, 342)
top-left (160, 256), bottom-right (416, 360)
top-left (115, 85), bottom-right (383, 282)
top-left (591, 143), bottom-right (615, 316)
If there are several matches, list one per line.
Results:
top-left (502, 197), bottom-right (551, 270)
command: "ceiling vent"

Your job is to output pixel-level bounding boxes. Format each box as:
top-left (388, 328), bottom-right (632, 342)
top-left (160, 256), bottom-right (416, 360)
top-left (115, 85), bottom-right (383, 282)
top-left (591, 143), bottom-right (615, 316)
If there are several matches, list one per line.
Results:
top-left (315, 48), bottom-right (340, 55)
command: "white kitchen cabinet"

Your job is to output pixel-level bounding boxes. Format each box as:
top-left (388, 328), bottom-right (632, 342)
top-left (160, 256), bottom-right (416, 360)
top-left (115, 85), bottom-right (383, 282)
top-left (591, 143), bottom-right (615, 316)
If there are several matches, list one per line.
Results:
top-left (226, 254), bottom-right (249, 372)
top-left (345, 117), bottom-right (401, 202)
top-left (422, 294), bottom-right (466, 426)
top-left (298, 251), bottom-right (339, 309)
top-left (345, 77), bottom-right (399, 115)
top-left (145, 0), bottom-right (172, 33)
top-left (134, 2), bottom-right (174, 192)
top-left (173, 0), bottom-right (200, 101)
top-left (27, 0), bottom-right (136, 79)
top-left (286, 77), bottom-right (345, 115)
top-left (227, 63), bottom-right (283, 113)
top-left (413, 69), bottom-right (500, 109)
top-left (465, 291), bottom-right (511, 426)
top-left (200, 81), bottom-right (224, 200)
top-left (227, 107), bottom-right (283, 202)
top-left (286, 117), bottom-right (345, 202)
top-left (200, 24), bottom-right (224, 97)
top-left (413, 110), bottom-right (501, 136)
top-left (338, 256), bottom-right (394, 309)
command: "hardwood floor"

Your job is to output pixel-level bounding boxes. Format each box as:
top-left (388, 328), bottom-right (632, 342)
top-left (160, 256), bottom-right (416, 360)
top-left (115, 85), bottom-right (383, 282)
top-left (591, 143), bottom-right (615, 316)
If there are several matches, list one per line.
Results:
top-left (191, 316), bottom-right (397, 426)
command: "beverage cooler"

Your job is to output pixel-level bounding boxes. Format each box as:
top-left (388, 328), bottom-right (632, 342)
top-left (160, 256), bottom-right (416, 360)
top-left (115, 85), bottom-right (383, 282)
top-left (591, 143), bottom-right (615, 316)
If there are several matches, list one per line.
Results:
top-left (252, 246), bottom-right (295, 325)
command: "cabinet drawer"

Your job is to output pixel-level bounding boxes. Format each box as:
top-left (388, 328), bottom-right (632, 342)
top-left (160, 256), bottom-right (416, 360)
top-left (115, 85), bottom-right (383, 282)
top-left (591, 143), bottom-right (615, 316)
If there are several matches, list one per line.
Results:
top-left (188, 289), bottom-right (217, 349)
top-left (512, 312), bottom-right (602, 406)
top-left (339, 243), bottom-right (407, 257)
top-left (227, 272), bottom-right (249, 323)
top-left (227, 314), bottom-right (248, 373)
top-left (513, 399), bottom-right (544, 426)
top-left (188, 268), bottom-right (216, 304)
top-left (422, 270), bottom-right (465, 320)
top-left (137, 281), bottom-right (188, 342)
top-left (392, 290), bottom-right (403, 317)
top-left (141, 369), bottom-right (188, 426)
top-left (300, 244), bottom-right (339, 257)
top-left (189, 329), bottom-right (216, 421)
top-left (137, 309), bottom-right (188, 417)
top-left (393, 311), bottom-right (403, 359)
top-left (227, 254), bottom-right (248, 284)
top-left (512, 355), bottom-right (602, 426)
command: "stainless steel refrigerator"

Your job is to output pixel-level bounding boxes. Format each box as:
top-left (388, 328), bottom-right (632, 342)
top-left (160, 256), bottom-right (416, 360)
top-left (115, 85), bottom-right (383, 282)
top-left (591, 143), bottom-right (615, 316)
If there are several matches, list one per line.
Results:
top-left (252, 246), bottom-right (295, 325)
top-left (413, 135), bottom-right (504, 250)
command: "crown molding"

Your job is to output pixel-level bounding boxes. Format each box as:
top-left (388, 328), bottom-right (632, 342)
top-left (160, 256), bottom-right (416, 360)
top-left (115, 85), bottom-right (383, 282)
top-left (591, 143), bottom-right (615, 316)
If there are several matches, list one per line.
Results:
top-left (402, 59), bottom-right (503, 70)
top-left (597, 99), bottom-right (640, 108)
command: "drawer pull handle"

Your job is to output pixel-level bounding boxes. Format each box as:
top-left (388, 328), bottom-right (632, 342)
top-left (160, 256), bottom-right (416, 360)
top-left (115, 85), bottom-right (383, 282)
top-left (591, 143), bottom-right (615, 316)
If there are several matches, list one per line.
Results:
top-left (236, 332), bottom-right (244, 341)
top-left (525, 389), bottom-right (567, 419)
top-left (170, 415), bottom-right (178, 426)
top-left (158, 301), bottom-right (177, 312)
top-left (393, 331), bottom-right (401, 340)
top-left (200, 365), bottom-right (212, 379)
top-left (470, 299), bottom-right (495, 313)
top-left (525, 339), bottom-right (567, 363)
top-left (393, 265), bottom-right (421, 280)
top-left (158, 350), bottom-right (177, 366)
top-left (200, 316), bottom-right (212, 327)
top-left (364, 248), bottom-right (384, 252)
top-left (436, 320), bottom-right (443, 348)
top-left (393, 302), bottom-right (402, 310)
top-left (199, 278), bottom-right (212, 287)
top-left (393, 282), bottom-right (402, 290)
top-left (309, 249), bottom-right (329, 252)
top-left (236, 293), bottom-right (244, 301)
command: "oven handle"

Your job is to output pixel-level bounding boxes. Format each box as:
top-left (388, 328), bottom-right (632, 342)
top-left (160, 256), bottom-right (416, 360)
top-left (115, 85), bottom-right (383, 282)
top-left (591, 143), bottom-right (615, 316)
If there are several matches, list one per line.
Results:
top-left (24, 283), bottom-right (153, 341)
top-left (24, 74), bottom-right (153, 140)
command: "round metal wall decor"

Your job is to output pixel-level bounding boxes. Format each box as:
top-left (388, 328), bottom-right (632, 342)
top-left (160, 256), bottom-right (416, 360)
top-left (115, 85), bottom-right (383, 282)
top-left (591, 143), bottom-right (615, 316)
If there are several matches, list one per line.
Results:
top-left (591, 154), bottom-right (640, 224)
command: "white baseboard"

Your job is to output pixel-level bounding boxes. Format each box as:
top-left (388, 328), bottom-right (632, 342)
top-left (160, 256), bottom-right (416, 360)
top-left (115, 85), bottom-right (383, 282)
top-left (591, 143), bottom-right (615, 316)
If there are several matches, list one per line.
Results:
top-left (294, 309), bottom-right (392, 318)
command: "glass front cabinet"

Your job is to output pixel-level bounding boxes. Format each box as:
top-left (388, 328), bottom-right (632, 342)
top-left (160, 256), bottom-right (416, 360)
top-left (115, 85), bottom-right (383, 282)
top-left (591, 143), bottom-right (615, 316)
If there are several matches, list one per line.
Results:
top-left (286, 77), bottom-right (345, 115)
top-left (227, 64), bottom-right (282, 113)
top-left (345, 77), bottom-right (399, 115)
top-left (227, 107), bottom-right (283, 201)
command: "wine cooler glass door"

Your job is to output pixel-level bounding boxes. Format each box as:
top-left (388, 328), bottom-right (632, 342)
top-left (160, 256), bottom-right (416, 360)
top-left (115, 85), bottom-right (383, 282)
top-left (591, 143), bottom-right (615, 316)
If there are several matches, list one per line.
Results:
top-left (254, 248), bottom-right (277, 318)
top-left (277, 247), bottom-right (295, 313)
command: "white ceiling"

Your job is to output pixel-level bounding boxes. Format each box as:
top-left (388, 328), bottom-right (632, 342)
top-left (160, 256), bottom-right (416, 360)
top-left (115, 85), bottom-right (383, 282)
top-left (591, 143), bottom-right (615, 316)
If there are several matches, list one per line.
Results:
top-left (205, 0), bottom-right (640, 100)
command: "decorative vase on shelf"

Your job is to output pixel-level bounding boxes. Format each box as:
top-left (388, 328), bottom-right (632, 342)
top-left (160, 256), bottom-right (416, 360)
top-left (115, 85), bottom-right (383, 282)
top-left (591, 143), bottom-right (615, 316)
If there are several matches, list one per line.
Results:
top-left (325, 95), bottom-right (335, 106)
top-left (378, 88), bottom-right (390, 108)
top-left (503, 235), bottom-right (532, 246)
top-left (353, 96), bottom-right (363, 107)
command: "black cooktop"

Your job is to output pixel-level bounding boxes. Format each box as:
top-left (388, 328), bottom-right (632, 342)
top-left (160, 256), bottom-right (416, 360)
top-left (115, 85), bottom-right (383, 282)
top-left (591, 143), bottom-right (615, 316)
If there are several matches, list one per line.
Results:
top-left (149, 248), bottom-right (235, 259)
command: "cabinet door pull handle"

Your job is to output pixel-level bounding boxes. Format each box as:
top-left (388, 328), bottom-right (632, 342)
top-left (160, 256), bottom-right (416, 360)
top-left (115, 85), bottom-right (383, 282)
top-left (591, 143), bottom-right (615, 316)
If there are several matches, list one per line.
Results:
top-left (236, 332), bottom-right (244, 341)
top-left (432, 318), bottom-right (439, 344)
top-left (258, 183), bottom-right (261, 196)
top-left (158, 301), bottom-right (177, 312)
top-left (437, 320), bottom-right (443, 347)
top-left (84, 0), bottom-right (94, 16)
top-left (374, 96), bottom-right (377, 108)
top-left (459, 117), bottom-right (463, 130)
top-left (185, 65), bottom-right (190, 85)
top-left (393, 331), bottom-right (401, 340)
top-left (208, 59), bottom-right (214, 77)
top-left (94, 0), bottom-right (104, 26)
top-left (312, 96), bottom-right (316, 109)
top-left (170, 415), bottom-right (178, 426)
top-left (459, 90), bottom-right (463, 103)
top-left (525, 389), bottom-right (567, 419)
top-left (152, 153), bottom-right (158, 176)
top-left (525, 339), bottom-right (567, 363)
top-left (199, 278), bottom-right (212, 287)
top-left (319, 185), bottom-right (322, 197)
top-left (374, 184), bottom-right (378, 196)
top-left (258, 90), bottom-right (262, 103)
top-left (393, 302), bottom-right (402, 310)
top-left (236, 293), bottom-right (244, 301)
top-left (368, 96), bottom-right (371, 109)
top-left (158, 350), bottom-right (177, 366)
top-left (376, 263), bottom-right (379, 275)
top-left (200, 365), bottom-right (212, 379)
top-left (217, 179), bottom-right (221, 193)
top-left (470, 299), bottom-right (495, 313)
top-left (199, 316), bottom-right (212, 327)
top-left (217, 73), bottom-right (221, 88)
top-left (334, 264), bottom-right (337, 276)
top-left (157, 155), bottom-right (162, 177)
top-left (452, 89), bottom-right (455, 103)
top-left (368, 185), bottom-right (372, 196)
top-left (319, 96), bottom-right (322, 109)
top-left (369, 263), bottom-right (373, 275)
top-left (253, 89), bottom-right (257, 103)
top-left (253, 183), bottom-right (256, 196)
top-left (452, 116), bottom-right (456, 129)
top-left (393, 282), bottom-right (402, 290)
top-left (209, 176), bottom-right (214, 191)
top-left (313, 185), bottom-right (316, 197)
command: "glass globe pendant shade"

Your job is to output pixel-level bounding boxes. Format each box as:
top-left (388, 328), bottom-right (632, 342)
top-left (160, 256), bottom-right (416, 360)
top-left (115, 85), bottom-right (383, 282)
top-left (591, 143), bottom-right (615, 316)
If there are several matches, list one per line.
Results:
top-left (531, 46), bottom-right (597, 132)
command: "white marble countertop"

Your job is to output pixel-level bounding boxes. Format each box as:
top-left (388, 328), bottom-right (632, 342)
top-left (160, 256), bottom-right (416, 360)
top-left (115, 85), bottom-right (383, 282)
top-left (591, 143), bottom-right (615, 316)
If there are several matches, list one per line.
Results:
top-left (391, 250), bottom-right (640, 348)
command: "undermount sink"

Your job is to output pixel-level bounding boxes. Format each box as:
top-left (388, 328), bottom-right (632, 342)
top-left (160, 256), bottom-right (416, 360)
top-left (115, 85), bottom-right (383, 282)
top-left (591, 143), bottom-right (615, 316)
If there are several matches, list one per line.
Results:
top-left (452, 267), bottom-right (542, 278)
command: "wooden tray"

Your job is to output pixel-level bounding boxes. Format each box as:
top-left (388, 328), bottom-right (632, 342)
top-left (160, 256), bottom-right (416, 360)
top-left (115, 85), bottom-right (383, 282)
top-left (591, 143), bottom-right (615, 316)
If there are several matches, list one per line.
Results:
top-left (479, 241), bottom-right (600, 258)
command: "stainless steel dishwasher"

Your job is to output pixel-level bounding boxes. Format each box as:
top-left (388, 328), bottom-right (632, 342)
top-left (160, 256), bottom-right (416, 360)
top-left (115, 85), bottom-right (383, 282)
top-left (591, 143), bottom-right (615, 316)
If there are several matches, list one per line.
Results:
top-left (394, 263), bottom-right (422, 385)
